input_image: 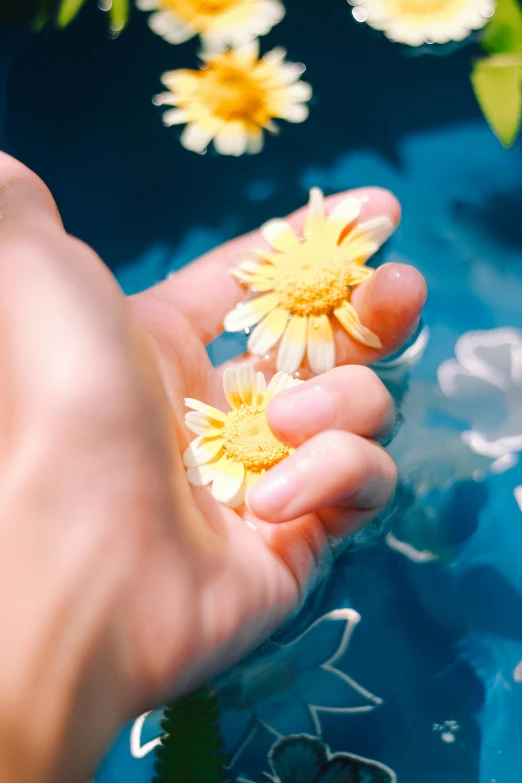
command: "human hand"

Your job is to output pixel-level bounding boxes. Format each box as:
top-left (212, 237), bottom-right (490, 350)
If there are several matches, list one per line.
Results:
top-left (0, 152), bottom-right (425, 782)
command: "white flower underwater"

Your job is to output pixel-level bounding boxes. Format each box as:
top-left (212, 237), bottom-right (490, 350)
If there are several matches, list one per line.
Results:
top-left (351, 0), bottom-right (494, 47)
top-left (183, 365), bottom-right (301, 507)
top-left (159, 42), bottom-right (311, 156)
top-left (137, 0), bottom-right (285, 50)
top-left (127, 609), bottom-right (383, 770)
top-left (438, 327), bottom-right (522, 460)
top-left (225, 187), bottom-right (393, 375)
top-left (215, 608), bottom-right (382, 766)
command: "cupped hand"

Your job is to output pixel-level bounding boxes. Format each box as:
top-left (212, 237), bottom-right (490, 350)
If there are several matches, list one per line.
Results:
top-left (0, 153), bottom-right (426, 783)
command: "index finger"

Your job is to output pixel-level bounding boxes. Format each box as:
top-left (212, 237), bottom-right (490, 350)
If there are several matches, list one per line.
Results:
top-left (141, 187), bottom-right (402, 346)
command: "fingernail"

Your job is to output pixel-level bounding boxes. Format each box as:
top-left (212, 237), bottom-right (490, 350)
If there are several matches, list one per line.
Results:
top-left (248, 470), bottom-right (296, 518)
top-left (270, 385), bottom-right (334, 440)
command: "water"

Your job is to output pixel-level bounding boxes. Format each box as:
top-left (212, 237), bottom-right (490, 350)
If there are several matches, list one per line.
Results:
top-left (3, 3), bottom-right (522, 781)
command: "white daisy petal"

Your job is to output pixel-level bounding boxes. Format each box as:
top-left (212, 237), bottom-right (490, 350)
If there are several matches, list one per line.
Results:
top-left (247, 131), bottom-right (265, 155)
top-left (248, 307), bottom-right (289, 357)
top-left (355, 216), bottom-right (395, 248)
top-left (275, 63), bottom-right (303, 85)
top-left (261, 219), bottom-right (300, 252)
top-left (214, 125), bottom-right (249, 157)
top-left (148, 10), bottom-right (194, 44)
top-left (279, 102), bottom-right (309, 123)
top-left (184, 398), bottom-right (227, 423)
top-left (183, 436), bottom-right (224, 469)
top-left (263, 46), bottom-right (287, 65)
top-left (255, 371), bottom-right (267, 404)
top-left (304, 187), bottom-right (325, 236)
top-left (307, 315), bottom-right (336, 375)
top-left (327, 196), bottom-right (362, 241)
top-left (136, 0), bottom-right (160, 9)
top-left (286, 81), bottom-right (313, 103)
top-left (211, 458), bottom-right (246, 506)
top-left (357, 0), bottom-right (489, 46)
top-left (277, 315), bottom-right (307, 374)
top-left (264, 370), bottom-right (302, 403)
top-left (224, 293), bottom-right (280, 332)
top-left (187, 461), bottom-right (221, 487)
top-left (346, 264), bottom-right (375, 286)
top-left (180, 124), bottom-right (215, 154)
top-left (223, 367), bottom-right (242, 409)
top-left (185, 412), bottom-right (224, 437)
top-left (238, 365), bottom-right (258, 406)
top-left (162, 109), bottom-right (188, 126)
top-left (334, 301), bottom-right (382, 350)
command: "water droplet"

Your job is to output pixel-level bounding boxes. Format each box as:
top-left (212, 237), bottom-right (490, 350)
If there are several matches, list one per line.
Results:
top-left (152, 94), bottom-right (164, 106)
top-left (98, 0), bottom-right (111, 9)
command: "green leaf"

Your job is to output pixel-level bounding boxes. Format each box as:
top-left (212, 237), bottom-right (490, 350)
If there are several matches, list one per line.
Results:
top-left (32, 0), bottom-right (55, 30)
top-left (154, 688), bottom-right (227, 783)
top-left (56, 0), bottom-right (87, 27)
top-left (482, 0), bottom-right (522, 54)
top-left (109, 0), bottom-right (129, 31)
top-left (471, 55), bottom-right (522, 146)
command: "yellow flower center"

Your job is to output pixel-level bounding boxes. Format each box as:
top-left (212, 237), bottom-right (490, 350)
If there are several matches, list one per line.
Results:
top-left (161, 0), bottom-right (239, 20)
top-left (223, 405), bottom-right (291, 472)
top-left (385, 0), bottom-right (468, 17)
top-left (274, 242), bottom-right (352, 316)
top-left (196, 64), bottom-right (268, 125)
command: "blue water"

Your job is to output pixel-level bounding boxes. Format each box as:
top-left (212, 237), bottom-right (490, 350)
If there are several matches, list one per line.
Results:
top-left (3, 3), bottom-right (522, 781)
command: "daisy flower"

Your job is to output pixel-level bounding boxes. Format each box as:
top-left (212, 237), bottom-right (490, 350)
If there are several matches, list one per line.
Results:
top-left (136, 0), bottom-right (285, 50)
top-left (183, 365), bottom-right (301, 507)
top-left (159, 42), bottom-right (312, 156)
top-left (351, 0), bottom-right (494, 46)
top-left (224, 188), bottom-right (393, 375)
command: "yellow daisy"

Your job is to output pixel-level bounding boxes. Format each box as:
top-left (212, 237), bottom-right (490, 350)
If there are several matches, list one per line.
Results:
top-left (159, 42), bottom-right (312, 156)
top-left (137, 0), bottom-right (285, 49)
top-left (183, 365), bottom-right (301, 507)
top-left (224, 188), bottom-right (393, 375)
top-left (351, 0), bottom-right (495, 46)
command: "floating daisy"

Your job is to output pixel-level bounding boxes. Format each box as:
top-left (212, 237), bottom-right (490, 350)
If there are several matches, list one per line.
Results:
top-left (351, 0), bottom-right (494, 46)
top-left (137, 0), bottom-right (285, 49)
top-left (183, 365), bottom-right (301, 507)
top-left (159, 42), bottom-right (311, 156)
top-left (224, 188), bottom-right (392, 375)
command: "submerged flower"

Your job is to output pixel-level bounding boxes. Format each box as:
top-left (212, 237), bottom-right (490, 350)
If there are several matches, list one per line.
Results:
top-left (137, 0), bottom-right (285, 49)
top-left (183, 365), bottom-right (301, 507)
top-left (352, 0), bottom-right (494, 46)
top-left (159, 43), bottom-right (311, 156)
top-left (224, 188), bottom-right (392, 375)
top-left (437, 327), bottom-right (522, 459)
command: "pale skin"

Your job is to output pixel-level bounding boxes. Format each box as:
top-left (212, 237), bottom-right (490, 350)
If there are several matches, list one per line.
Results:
top-left (0, 152), bottom-right (427, 782)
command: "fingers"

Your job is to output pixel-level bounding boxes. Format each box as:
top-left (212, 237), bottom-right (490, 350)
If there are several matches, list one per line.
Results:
top-left (247, 430), bottom-right (397, 525)
top-left (145, 187), bottom-right (401, 346)
top-left (0, 152), bottom-right (63, 237)
top-left (267, 365), bottom-right (395, 447)
top-left (345, 261), bottom-right (427, 361)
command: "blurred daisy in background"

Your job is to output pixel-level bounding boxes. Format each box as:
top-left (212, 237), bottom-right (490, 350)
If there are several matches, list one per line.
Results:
top-left (225, 188), bottom-right (393, 375)
top-left (137, 0), bottom-right (285, 49)
top-left (350, 0), bottom-right (495, 46)
top-left (158, 42), bottom-right (311, 155)
top-left (183, 366), bottom-right (301, 507)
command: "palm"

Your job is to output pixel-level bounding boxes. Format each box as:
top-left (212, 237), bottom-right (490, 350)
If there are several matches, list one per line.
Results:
top-left (127, 185), bottom-right (425, 698)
